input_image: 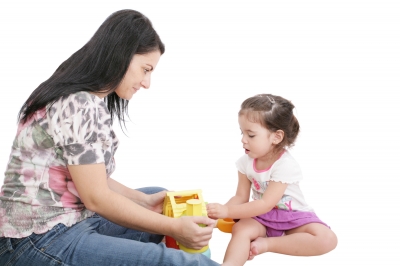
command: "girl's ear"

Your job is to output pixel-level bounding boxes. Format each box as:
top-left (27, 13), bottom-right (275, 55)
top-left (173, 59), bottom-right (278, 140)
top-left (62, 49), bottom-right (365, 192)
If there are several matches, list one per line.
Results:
top-left (273, 130), bottom-right (284, 145)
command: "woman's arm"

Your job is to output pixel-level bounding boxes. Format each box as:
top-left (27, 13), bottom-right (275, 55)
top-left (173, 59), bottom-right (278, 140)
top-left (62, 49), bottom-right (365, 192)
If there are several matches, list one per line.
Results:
top-left (68, 163), bottom-right (215, 249)
top-left (207, 172), bottom-right (288, 219)
top-left (107, 177), bottom-right (143, 200)
top-left (107, 177), bottom-right (165, 213)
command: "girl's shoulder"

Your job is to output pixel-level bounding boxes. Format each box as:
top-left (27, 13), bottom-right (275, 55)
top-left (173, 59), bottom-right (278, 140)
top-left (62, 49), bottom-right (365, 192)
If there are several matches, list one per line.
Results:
top-left (235, 154), bottom-right (253, 174)
top-left (270, 150), bottom-right (303, 183)
top-left (275, 150), bottom-right (298, 166)
top-left (236, 153), bottom-right (253, 164)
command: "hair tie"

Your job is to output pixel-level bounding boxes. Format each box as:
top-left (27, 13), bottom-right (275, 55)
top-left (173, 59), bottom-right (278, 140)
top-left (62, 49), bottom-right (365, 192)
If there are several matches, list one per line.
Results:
top-left (266, 96), bottom-right (275, 104)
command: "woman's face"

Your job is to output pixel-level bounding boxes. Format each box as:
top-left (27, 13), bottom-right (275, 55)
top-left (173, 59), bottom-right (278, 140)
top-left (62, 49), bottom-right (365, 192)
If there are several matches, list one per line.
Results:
top-left (114, 50), bottom-right (161, 100)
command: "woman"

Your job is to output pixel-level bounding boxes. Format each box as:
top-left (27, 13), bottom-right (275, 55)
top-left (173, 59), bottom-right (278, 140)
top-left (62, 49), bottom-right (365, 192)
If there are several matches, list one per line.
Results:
top-left (0, 9), bottom-right (219, 266)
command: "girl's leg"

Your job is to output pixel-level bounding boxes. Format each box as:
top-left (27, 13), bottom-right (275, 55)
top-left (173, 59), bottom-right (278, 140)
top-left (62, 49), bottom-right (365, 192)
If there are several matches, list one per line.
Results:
top-left (249, 222), bottom-right (337, 258)
top-left (222, 218), bottom-right (266, 266)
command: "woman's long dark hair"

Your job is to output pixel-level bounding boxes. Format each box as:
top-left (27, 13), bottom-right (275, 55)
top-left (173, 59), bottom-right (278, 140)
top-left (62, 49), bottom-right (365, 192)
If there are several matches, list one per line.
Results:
top-left (18, 9), bottom-right (165, 127)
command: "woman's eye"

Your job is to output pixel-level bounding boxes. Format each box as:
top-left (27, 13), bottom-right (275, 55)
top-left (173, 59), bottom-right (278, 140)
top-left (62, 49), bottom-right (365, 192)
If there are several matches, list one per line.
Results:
top-left (249, 135), bottom-right (255, 138)
top-left (144, 68), bottom-right (150, 74)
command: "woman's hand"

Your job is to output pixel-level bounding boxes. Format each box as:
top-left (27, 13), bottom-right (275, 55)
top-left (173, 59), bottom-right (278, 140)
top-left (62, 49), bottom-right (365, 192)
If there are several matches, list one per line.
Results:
top-left (140, 190), bottom-right (167, 213)
top-left (206, 203), bottom-right (229, 219)
top-left (171, 216), bottom-right (215, 250)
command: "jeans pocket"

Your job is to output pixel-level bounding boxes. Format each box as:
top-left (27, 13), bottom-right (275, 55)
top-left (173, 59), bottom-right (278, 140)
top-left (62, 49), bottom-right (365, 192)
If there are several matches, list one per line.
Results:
top-left (28, 224), bottom-right (69, 252)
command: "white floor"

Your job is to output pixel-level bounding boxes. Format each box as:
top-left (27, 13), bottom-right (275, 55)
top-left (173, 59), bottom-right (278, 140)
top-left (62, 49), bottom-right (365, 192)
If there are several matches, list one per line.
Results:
top-left (1, 1), bottom-right (399, 265)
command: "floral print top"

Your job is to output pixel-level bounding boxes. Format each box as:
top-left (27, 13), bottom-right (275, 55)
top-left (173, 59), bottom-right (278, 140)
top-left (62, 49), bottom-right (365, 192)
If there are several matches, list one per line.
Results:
top-left (0, 92), bottom-right (119, 238)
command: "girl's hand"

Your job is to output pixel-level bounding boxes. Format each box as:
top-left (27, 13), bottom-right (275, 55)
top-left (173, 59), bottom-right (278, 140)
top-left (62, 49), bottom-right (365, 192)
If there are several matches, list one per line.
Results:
top-left (206, 203), bottom-right (228, 219)
top-left (140, 190), bottom-right (167, 213)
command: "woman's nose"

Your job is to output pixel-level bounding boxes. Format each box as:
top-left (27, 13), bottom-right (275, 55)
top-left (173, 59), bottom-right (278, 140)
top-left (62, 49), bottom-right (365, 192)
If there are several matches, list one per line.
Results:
top-left (141, 75), bottom-right (151, 89)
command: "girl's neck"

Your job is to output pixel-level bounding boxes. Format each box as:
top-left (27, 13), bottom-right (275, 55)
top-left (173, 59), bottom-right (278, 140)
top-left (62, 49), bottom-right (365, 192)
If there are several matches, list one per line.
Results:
top-left (254, 149), bottom-right (285, 171)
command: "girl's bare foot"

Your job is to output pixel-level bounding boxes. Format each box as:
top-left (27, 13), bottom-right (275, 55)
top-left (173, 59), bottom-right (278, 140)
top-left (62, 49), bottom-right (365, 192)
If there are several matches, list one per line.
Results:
top-left (248, 237), bottom-right (268, 260)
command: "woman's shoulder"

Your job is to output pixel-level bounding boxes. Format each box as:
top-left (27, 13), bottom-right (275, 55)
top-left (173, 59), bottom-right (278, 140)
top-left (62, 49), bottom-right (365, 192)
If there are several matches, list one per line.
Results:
top-left (48, 91), bottom-right (108, 116)
top-left (58, 91), bottom-right (102, 106)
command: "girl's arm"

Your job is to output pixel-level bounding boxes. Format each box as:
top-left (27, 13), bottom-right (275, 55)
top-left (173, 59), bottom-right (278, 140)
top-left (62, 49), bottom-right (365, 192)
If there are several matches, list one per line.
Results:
top-left (224, 171), bottom-right (252, 205)
top-left (227, 181), bottom-right (287, 218)
top-left (207, 172), bottom-right (288, 219)
top-left (68, 163), bottom-right (216, 249)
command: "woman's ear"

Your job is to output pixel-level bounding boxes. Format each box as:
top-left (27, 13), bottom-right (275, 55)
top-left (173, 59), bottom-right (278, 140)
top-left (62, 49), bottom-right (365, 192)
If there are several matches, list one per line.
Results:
top-left (273, 130), bottom-right (284, 145)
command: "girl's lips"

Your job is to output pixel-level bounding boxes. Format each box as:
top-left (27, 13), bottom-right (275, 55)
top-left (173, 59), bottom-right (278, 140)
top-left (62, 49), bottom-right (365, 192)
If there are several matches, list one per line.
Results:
top-left (245, 149), bottom-right (249, 154)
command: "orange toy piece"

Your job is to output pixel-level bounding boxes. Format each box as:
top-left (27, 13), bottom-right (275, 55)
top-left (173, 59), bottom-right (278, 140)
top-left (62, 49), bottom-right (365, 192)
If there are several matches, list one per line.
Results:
top-left (217, 218), bottom-right (236, 233)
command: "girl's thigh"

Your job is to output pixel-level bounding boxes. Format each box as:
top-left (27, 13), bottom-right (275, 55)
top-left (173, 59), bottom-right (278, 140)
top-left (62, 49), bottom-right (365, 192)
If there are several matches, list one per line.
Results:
top-left (285, 222), bottom-right (334, 236)
top-left (285, 222), bottom-right (338, 253)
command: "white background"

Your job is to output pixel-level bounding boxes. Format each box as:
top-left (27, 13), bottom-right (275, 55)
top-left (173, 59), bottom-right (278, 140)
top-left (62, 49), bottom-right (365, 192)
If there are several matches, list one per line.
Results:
top-left (1, 0), bottom-right (399, 265)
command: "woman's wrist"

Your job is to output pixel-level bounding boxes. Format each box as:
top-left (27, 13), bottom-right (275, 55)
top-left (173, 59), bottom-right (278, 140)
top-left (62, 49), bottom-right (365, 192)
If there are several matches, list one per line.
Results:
top-left (159, 215), bottom-right (177, 237)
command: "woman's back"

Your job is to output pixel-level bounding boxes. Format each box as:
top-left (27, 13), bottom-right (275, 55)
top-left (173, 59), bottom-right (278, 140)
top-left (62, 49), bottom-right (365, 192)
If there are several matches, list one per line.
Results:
top-left (0, 91), bottom-right (118, 238)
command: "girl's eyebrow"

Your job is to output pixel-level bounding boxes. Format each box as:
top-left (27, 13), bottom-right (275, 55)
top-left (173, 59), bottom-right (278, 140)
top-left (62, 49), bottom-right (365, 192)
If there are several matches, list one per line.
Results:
top-left (240, 127), bottom-right (255, 133)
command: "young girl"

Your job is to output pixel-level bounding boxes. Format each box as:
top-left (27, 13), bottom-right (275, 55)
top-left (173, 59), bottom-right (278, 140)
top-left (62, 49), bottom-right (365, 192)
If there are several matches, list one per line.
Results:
top-left (207, 94), bottom-right (337, 266)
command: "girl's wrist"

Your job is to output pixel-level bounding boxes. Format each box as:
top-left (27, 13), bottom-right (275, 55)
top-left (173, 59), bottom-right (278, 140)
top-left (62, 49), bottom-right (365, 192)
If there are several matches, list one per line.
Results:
top-left (225, 205), bottom-right (232, 218)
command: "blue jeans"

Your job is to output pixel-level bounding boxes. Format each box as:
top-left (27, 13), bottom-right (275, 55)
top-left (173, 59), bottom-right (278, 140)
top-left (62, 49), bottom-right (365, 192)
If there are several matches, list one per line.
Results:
top-left (0, 187), bottom-right (220, 266)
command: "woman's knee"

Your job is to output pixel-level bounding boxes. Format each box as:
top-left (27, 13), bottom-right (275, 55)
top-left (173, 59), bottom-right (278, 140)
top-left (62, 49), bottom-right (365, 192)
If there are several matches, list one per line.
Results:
top-left (136, 186), bottom-right (167, 194)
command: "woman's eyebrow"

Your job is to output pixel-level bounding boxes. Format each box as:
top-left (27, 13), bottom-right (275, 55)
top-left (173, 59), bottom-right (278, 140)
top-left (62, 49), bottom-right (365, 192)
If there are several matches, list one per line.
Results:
top-left (146, 64), bottom-right (154, 70)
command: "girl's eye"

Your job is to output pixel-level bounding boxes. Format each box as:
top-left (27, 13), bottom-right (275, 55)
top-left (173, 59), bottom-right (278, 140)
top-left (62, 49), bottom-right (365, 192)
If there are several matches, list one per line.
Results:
top-left (144, 68), bottom-right (150, 74)
top-left (249, 135), bottom-right (255, 138)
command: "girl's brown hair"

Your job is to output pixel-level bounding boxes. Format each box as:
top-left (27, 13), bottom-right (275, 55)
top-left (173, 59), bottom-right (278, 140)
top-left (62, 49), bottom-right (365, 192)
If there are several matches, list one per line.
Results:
top-left (239, 94), bottom-right (300, 151)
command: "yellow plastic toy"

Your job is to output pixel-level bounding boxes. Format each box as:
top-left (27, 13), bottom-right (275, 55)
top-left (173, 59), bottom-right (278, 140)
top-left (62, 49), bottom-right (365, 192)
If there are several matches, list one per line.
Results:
top-left (163, 190), bottom-right (211, 257)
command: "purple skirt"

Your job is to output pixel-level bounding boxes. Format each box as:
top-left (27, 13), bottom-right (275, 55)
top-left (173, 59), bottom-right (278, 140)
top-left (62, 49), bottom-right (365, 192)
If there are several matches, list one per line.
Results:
top-left (253, 209), bottom-right (329, 237)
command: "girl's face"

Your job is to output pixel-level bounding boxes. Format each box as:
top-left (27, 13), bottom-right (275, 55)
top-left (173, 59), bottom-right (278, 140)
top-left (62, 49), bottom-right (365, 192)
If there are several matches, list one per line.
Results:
top-left (114, 50), bottom-right (161, 100)
top-left (239, 114), bottom-right (278, 160)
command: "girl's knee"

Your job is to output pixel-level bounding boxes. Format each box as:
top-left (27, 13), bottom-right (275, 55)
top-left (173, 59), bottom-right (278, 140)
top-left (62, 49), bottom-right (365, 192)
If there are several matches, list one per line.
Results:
top-left (231, 219), bottom-right (265, 237)
top-left (318, 229), bottom-right (338, 254)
